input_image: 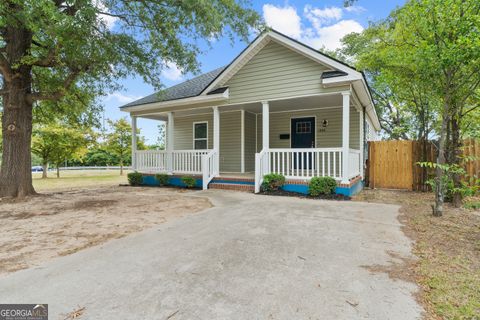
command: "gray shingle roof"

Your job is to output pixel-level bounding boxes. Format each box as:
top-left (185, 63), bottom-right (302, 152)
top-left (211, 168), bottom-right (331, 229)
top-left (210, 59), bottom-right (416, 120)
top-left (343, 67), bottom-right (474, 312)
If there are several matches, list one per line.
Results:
top-left (121, 66), bottom-right (226, 108)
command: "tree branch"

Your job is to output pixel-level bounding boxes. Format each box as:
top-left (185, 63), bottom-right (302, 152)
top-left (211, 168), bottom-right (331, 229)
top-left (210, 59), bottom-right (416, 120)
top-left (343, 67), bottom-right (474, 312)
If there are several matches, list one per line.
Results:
top-left (26, 67), bottom-right (84, 103)
top-left (0, 53), bottom-right (13, 82)
top-left (32, 46), bottom-right (58, 67)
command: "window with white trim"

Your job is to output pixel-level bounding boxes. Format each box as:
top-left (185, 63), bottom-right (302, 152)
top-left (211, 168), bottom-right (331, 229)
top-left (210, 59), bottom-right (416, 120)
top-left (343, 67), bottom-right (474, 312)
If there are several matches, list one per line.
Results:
top-left (193, 122), bottom-right (208, 149)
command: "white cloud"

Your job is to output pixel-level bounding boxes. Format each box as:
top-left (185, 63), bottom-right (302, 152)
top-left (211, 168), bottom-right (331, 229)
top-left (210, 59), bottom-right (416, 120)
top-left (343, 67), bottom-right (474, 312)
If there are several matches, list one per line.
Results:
top-left (262, 4), bottom-right (302, 38)
top-left (344, 5), bottom-right (367, 14)
top-left (303, 20), bottom-right (364, 50)
top-left (161, 62), bottom-right (183, 81)
top-left (105, 92), bottom-right (142, 104)
top-left (261, 3), bottom-right (364, 51)
top-left (304, 5), bottom-right (342, 28)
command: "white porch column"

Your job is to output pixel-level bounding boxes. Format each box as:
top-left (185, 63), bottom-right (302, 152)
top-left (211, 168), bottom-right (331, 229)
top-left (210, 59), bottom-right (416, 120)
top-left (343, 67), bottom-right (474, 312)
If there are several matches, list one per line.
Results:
top-left (341, 92), bottom-right (350, 184)
top-left (167, 112), bottom-right (174, 173)
top-left (240, 110), bottom-right (245, 173)
top-left (262, 101), bottom-right (269, 150)
top-left (131, 115), bottom-right (137, 170)
top-left (213, 106), bottom-right (220, 174)
top-left (359, 108), bottom-right (364, 179)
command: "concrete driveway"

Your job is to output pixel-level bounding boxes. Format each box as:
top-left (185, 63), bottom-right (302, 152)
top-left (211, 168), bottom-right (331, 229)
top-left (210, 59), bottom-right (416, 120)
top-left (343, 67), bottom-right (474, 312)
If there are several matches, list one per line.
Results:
top-left (0, 190), bottom-right (423, 319)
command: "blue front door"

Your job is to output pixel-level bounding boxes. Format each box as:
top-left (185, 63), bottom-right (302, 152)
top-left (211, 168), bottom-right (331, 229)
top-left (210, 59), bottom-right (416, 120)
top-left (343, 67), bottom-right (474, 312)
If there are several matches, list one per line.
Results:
top-left (291, 117), bottom-right (315, 169)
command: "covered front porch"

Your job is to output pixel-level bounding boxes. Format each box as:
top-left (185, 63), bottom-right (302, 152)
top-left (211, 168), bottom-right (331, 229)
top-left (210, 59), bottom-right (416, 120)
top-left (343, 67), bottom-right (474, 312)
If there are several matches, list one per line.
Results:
top-left (130, 90), bottom-right (364, 192)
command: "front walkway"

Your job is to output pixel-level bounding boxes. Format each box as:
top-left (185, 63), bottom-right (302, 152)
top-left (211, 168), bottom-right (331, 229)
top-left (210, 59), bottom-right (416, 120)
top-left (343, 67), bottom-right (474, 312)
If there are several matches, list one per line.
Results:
top-left (0, 191), bottom-right (423, 319)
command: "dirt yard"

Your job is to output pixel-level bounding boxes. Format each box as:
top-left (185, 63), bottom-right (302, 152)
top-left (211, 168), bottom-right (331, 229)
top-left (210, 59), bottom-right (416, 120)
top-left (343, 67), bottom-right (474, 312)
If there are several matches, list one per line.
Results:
top-left (0, 186), bottom-right (211, 275)
top-left (354, 189), bottom-right (480, 320)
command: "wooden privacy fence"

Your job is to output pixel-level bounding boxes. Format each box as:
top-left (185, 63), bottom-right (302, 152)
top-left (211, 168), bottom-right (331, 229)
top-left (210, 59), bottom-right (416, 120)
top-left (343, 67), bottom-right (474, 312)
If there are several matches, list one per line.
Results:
top-left (367, 140), bottom-right (435, 190)
top-left (367, 139), bottom-right (480, 191)
top-left (463, 138), bottom-right (480, 185)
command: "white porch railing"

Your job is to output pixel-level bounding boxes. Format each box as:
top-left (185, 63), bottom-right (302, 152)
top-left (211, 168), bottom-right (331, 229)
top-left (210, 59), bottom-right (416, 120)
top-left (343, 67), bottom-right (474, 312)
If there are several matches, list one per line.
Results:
top-left (255, 148), bottom-right (361, 193)
top-left (134, 150), bottom-right (210, 174)
top-left (134, 149), bottom-right (218, 189)
top-left (171, 150), bottom-right (210, 174)
top-left (135, 150), bottom-right (168, 172)
top-left (254, 149), bottom-right (269, 193)
top-left (348, 149), bottom-right (361, 179)
top-left (202, 149), bottom-right (219, 190)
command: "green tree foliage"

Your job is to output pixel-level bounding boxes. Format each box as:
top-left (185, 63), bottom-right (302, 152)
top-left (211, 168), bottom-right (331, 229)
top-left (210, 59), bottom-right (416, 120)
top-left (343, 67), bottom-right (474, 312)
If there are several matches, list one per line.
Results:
top-left (156, 123), bottom-right (166, 150)
top-left (105, 118), bottom-right (132, 175)
top-left (81, 148), bottom-right (119, 167)
top-left (335, 29), bottom-right (438, 141)
top-left (340, 0), bottom-right (480, 214)
top-left (31, 124), bottom-right (90, 178)
top-left (0, 0), bottom-right (261, 197)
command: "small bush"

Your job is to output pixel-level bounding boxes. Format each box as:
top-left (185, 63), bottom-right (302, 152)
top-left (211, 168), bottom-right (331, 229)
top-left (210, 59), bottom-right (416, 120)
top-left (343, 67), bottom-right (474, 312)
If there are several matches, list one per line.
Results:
top-left (262, 173), bottom-right (286, 192)
top-left (155, 174), bottom-right (169, 186)
top-left (127, 172), bottom-right (143, 186)
top-left (181, 176), bottom-right (197, 188)
top-left (308, 176), bottom-right (337, 196)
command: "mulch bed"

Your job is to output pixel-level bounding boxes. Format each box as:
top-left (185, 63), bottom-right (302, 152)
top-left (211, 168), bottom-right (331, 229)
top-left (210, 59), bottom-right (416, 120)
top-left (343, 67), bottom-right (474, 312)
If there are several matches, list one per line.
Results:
top-left (259, 189), bottom-right (351, 201)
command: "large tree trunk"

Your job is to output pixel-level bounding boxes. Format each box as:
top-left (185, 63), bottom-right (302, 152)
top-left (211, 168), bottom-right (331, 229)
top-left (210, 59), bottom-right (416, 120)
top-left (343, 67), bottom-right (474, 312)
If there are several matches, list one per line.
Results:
top-left (434, 100), bottom-right (451, 217)
top-left (0, 26), bottom-right (35, 198)
top-left (120, 159), bottom-right (124, 176)
top-left (450, 115), bottom-right (463, 207)
top-left (42, 162), bottom-right (48, 179)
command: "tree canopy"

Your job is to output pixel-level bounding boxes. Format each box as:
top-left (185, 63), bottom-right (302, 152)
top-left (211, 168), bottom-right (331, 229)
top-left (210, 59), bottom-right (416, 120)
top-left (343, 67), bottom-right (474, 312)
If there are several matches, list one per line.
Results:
top-left (339, 0), bottom-right (480, 213)
top-left (32, 123), bottom-right (91, 178)
top-left (0, 0), bottom-right (261, 197)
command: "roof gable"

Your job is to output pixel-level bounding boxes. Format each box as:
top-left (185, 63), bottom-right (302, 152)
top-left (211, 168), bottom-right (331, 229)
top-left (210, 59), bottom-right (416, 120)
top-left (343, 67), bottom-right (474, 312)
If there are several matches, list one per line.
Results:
top-left (200, 30), bottom-right (362, 94)
top-left (224, 40), bottom-right (338, 104)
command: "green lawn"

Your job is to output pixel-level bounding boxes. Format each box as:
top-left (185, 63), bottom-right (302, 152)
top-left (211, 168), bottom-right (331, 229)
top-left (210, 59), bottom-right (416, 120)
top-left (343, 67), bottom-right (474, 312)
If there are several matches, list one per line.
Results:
top-left (32, 170), bottom-right (130, 191)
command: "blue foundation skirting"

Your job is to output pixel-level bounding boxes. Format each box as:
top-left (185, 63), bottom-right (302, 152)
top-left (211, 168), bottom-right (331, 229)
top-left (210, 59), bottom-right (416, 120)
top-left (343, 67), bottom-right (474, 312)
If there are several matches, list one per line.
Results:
top-left (281, 183), bottom-right (309, 194)
top-left (335, 180), bottom-right (364, 196)
top-left (141, 175), bottom-right (202, 188)
top-left (280, 179), bottom-right (363, 196)
top-left (139, 173), bottom-right (363, 196)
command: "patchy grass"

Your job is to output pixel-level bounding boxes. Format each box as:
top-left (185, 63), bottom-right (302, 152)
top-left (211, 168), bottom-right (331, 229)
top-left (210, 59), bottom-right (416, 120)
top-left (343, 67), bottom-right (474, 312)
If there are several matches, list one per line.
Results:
top-left (0, 186), bottom-right (211, 275)
top-left (32, 170), bottom-right (130, 191)
top-left (464, 196), bottom-right (480, 210)
top-left (354, 189), bottom-right (480, 320)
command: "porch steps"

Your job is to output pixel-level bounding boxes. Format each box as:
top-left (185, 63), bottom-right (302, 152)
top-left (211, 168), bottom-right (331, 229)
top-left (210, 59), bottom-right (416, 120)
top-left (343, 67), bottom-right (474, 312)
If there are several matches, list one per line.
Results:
top-left (208, 176), bottom-right (255, 192)
top-left (208, 183), bottom-right (254, 192)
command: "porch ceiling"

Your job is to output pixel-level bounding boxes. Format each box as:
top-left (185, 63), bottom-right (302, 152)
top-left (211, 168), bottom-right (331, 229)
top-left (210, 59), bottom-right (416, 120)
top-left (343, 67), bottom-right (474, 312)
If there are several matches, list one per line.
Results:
top-left (137, 93), bottom-right (343, 120)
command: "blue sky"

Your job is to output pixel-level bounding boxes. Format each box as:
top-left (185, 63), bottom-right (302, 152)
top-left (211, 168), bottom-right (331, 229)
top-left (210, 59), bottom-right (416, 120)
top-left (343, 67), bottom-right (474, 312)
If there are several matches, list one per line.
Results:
top-left (103, 0), bottom-right (405, 144)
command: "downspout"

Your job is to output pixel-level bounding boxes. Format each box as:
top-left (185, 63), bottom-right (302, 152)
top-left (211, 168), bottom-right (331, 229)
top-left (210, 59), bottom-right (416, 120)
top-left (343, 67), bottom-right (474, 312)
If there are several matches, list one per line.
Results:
top-left (363, 106), bottom-right (367, 183)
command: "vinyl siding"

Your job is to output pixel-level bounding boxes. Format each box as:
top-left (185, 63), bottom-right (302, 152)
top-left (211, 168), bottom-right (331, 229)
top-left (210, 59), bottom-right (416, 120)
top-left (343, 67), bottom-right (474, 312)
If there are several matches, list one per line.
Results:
top-left (244, 111), bottom-right (256, 172)
top-left (256, 106), bottom-right (360, 150)
top-left (173, 112), bottom-right (241, 172)
top-left (224, 40), bottom-right (335, 104)
top-left (173, 114), bottom-right (213, 150)
top-left (220, 111), bottom-right (241, 172)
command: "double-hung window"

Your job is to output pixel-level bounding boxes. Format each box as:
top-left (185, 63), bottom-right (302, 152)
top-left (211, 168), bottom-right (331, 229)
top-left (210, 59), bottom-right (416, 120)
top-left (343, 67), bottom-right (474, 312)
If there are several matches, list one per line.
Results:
top-left (193, 122), bottom-right (208, 150)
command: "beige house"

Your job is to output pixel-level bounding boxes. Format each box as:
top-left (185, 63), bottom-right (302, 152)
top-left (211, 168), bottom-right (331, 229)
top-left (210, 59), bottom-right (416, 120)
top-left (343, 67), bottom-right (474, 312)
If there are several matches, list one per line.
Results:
top-left (120, 30), bottom-right (380, 195)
